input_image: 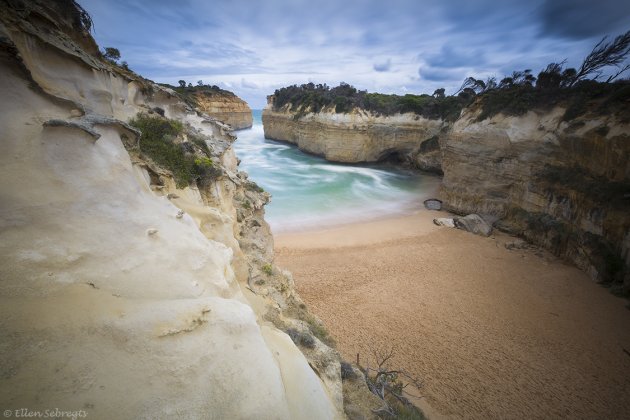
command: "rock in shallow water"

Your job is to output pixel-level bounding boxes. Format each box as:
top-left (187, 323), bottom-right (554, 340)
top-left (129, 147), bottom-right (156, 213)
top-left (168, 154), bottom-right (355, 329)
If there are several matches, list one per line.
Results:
top-left (424, 198), bottom-right (443, 211)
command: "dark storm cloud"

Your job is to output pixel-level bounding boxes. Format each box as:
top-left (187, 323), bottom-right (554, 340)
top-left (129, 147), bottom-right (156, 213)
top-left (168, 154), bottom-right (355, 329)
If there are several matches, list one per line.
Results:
top-left (539, 0), bottom-right (630, 39)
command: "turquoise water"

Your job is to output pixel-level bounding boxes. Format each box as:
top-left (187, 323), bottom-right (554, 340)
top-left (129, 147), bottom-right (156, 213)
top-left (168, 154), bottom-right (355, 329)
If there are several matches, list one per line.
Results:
top-left (233, 110), bottom-right (441, 232)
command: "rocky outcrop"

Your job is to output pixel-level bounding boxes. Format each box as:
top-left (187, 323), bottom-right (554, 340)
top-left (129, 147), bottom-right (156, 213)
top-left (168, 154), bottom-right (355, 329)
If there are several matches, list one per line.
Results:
top-left (0, 1), bottom-right (342, 418)
top-left (262, 103), bottom-right (446, 172)
top-left (441, 105), bottom-right (630, 293)
top-left (193, 90), bottom-right (253, 130)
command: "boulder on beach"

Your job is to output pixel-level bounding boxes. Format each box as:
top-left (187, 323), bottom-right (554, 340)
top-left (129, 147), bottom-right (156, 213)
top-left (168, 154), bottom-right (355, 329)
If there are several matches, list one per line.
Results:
top-left (433, 218), bottom-right (455, 228)
top-left (454, 214), bottom-right (493, 237)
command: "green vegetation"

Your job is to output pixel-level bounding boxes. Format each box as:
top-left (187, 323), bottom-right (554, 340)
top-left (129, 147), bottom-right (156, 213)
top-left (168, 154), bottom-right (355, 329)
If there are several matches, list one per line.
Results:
top-left (262, 263), bottom-right (273, 276)
top-left (128, 113), bottom-right (220, 188)
top-left (272, 82), bottom-right (470, 121)
top-left (166, 82), bottom-right (236, 97)
top-left (476, 78), bottom-right (630, 121)
top-left (288, 307), bottom-right (335, 346)
top-left (246, 181), bottom-right (265, 193)
top-left (103, 47), bottom-right (121, 62)
top-left (62, 0), bottom-right (93, 33)
top-left (462, 30), bottom-right (630, 120)
top-left (157, 81), bottom-right (239, 110)
top-left (305, 315), bottom-right (334, 346)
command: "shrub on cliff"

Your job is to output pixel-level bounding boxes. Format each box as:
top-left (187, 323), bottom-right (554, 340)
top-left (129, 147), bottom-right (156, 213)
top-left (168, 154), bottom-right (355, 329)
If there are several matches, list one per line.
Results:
top-left (272, 82), bottom-right (469, 121)
top-left (468, 30), bottom-right (630, 121)
top-left (129, 114), bottom-right (220, 187)
top-left (158, 82), bottom-right (239, 110)
top-left (103, 47), bottom-right (121, 63)
top-left (475, 79), bottom-right (630, 121)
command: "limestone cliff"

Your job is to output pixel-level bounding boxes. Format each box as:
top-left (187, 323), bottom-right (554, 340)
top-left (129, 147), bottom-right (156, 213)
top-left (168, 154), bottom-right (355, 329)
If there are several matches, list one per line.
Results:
top-left (441, 105), bottom-right (630, 293)
top-left (263, 102), bottom-right (446, 173)
top-left (0, 1), bottom-right (342, 418)
top-left (191, 89), bottom-right (253, 130)
top-left (263, 96), bottom-right (630, 294)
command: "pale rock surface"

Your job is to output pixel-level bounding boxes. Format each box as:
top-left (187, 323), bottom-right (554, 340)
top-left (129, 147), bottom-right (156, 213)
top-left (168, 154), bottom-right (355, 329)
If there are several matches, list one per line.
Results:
top-left (262, 104), bottom-right (445, 171)
top-left (441, 105), bottom-right (630, 290)
top-left (433, 218), bottom-right (456, 228)
top-left (193, 91), bottom-right (253, 130)
top-left (0, 1), bottom-right (341, 418)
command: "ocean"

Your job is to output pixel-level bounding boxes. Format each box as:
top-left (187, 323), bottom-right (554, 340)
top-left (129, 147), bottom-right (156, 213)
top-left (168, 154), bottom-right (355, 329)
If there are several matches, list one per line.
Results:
top-left (232, 109), bottom-right (441, 232)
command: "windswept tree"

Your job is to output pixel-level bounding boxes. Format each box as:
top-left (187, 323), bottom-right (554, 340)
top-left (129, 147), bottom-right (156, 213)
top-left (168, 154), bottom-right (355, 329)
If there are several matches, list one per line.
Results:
top-left (536, 62), bottom-right (564, 89)
top-left (456, 77), bottom-right (488, 95)
top-left (569, 29), bottom-right (630, 86)
top-left (499, 70), bottom-right (536, 88)
top-left (484, 77), bottom-right (498, 91)
top-left (178, 80), bottom-right (186, 88)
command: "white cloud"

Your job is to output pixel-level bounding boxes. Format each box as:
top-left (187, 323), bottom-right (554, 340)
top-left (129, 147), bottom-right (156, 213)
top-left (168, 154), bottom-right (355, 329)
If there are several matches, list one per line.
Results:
top-left (81, 0), bottom-right (624, 108)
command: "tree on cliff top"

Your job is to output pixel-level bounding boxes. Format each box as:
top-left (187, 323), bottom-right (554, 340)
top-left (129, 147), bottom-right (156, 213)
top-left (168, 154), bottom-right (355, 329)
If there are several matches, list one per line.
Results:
top-left (570, 30), bottom-right (630, 86)
top-left (103, 47), bottom-right (121, 63)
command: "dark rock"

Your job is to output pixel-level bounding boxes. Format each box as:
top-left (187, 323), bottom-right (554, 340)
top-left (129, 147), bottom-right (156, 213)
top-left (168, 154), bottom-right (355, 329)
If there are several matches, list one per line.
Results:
top-left (340, 362), bottom-right (358, 381)
top-left (454, 214), bottom-right (493, 237)
top-left (424, 198), bottom-right (443, 211)
top-left (179, 142), bottom-right (195, 154)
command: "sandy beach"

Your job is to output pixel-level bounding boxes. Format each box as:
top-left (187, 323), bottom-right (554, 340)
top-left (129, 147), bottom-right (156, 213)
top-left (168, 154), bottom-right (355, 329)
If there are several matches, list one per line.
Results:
top-left (275, 211), bottom-right (630, 419)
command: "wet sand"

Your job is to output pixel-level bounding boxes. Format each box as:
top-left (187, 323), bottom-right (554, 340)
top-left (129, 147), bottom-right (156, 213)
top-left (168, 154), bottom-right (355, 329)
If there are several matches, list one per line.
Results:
top-left (275, 211), bottom-right (630, 419)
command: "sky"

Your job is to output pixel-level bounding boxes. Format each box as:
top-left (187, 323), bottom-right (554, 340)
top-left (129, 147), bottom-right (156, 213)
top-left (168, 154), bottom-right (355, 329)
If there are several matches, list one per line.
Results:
top-left (80, 0), bottom-right (630, 109)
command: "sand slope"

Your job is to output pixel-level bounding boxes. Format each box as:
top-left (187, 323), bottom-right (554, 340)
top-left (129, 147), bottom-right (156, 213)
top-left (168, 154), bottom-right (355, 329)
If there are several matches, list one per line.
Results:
top-left (276, 212), bottom-right (630, 419)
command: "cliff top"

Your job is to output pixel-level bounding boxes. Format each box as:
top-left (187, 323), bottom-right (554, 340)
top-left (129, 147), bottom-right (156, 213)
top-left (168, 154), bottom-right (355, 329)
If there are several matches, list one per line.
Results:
top-left (270, 30), bottom-right (630, 122)
top-left (159, 83), bottom-right (250, 111)
top-left (270, 78), bottom-right (630, 123)
top-left (161, 83), bottom-right (240, 98)
top-left (270, 82), bottom-right (468, 121)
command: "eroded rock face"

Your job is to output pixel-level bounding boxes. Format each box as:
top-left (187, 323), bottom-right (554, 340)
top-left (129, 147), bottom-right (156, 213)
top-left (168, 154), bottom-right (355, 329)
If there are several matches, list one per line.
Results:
top-left (194, 91), bottom-right (253, 130)
top-left (262, 104), bottom-right (446, 172)
top-left (0, 1), bottom-right (340, 418)
top-left (441, 106), bottom-right (630, 292)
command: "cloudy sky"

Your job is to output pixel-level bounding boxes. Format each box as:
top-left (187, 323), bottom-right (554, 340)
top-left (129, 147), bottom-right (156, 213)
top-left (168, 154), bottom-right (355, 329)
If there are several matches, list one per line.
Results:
top-left (81, 0), bottom-right (630, 108)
